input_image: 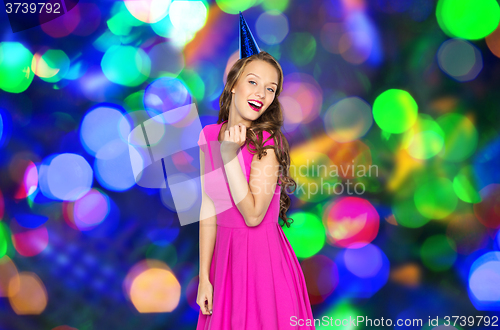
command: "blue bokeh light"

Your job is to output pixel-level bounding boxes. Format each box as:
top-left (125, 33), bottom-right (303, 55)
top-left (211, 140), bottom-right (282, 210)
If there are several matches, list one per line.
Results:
top-left (80, 104), bottom-right (131, 156)
top-left (39, 153), bottom-right (93, 201)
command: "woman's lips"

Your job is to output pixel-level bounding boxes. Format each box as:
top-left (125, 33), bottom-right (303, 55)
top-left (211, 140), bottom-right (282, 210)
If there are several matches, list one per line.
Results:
top-left (248, 102), bottom-right (261, 112)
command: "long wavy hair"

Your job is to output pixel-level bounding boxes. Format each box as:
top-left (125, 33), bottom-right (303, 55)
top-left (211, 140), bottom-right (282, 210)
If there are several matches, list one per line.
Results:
top-left (217, 51), bottom-right (297, 228)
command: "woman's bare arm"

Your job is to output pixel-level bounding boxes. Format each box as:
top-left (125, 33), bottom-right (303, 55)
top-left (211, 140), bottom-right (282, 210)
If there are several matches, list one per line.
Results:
top-left (199, 148), bottom-right (217, 281)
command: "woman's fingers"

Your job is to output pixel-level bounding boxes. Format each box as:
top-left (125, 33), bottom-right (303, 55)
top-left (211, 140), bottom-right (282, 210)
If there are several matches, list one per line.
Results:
top-left (230, 124), bottom-right (245, 144)
top-left (201, 298), bottom-right (210, 315)
top-left (197, 295), bottom-right (213, 315)
top-left (234, 125), bottom-right (241, 143)
top-left (203, 300), bottom-right (210, 315)
top-left (197, 296), bottom-right (208, 315)
top-left (206, 291), bottom-right (213, 315)
top-left (223, 124), bottom-right (247, 145)
top-left (239, 124), bottom-right (246, 142)
top-left (196, 281), bottom-right (214, 315)
top-left (207, 294), bottom-right (213, 315)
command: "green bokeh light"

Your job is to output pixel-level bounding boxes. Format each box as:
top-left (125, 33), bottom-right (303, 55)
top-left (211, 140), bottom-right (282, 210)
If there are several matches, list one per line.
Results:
top-left (0, 42), bottom-right (35, 93)
top-left (436, 0), bottom-right (500, 40)
top-left (262, 0), bottom-right (290, 12)
top-left (39, 50), bottom-right (70, 83)
top-left (124, 90), bottom-right (146, 112)
top-left (101, 45), bottom-right (151, 87)
top-left (453, 165), bottom-right (481, 203)
top-left (93, 31), bottom-right (122, 53)
top-left (414, 177), bottom-right (458, 219)
top-left (198, 61), bottom-right (223, 101)
top-left (107, 3), bottom-right (144, 36)
top-left (402, 114), bottom-right (445, 160)
top-left (263, 44), bottom-right (282, 60)
top-left (145, 244), bottom-right (178, 267)
top-left (111, 1), bottom-right (144, 26)
top-left (216, 0), bottom-right (257, 14)
top-left (179, 68), bottom-right (205, 101)
top-left (0, 222), bottom-right (11, 258)
top-left (282, 211), bottom-right (325, 259)
top-left (316, 299), bottom-right (360, 330)
top-left (373, 89), bottom-right (418, 134)
top-left (289, 32), bottom-right (316, 66)
top-left (392, 198), bottom-right (430, 228)
top-left (107, 12), bottom-right (134, 36)
top-left (409, 37), bottom-right (440, 72)
top-left (420, 234), bottom-right (457, 271)
top-left (437, 113), bottom-right (478, 162)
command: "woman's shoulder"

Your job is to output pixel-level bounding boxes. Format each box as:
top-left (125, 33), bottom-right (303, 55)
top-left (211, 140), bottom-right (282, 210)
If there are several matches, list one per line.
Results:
top-left (198, 122), bottom-right (224, 149)
top-left (199, 122), bottom-right (220, 136)
top-left (261, 129), bottom-right (280, 145)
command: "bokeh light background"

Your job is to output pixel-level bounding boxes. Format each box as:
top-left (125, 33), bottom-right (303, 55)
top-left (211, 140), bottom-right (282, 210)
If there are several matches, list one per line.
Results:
top-left (1, 0), bottom-right (500, 329)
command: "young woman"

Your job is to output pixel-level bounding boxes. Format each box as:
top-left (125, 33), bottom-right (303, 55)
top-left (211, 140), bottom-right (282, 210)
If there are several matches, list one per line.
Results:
top-left (195, 50), bottom-right (316, 329)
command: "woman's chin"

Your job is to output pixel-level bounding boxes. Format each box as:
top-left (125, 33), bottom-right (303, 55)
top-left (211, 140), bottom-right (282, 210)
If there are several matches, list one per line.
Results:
top-left (242, 110), bottom-right (260, 120)
top-left (250, 112), bottom-right (261, 120)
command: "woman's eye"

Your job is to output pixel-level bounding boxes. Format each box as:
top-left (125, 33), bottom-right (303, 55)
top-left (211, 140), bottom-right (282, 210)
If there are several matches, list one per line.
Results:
top-left (249, 80), bottom-right (273, 92)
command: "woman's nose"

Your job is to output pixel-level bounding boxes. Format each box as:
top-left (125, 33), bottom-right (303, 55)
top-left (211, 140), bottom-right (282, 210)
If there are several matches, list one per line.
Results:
top-left (255, 88), bottom-right (264, 98)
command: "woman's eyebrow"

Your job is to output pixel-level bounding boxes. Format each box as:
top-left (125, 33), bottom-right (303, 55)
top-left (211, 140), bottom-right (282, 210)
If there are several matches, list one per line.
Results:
top-left (246, 73), bottom-right (278, 86)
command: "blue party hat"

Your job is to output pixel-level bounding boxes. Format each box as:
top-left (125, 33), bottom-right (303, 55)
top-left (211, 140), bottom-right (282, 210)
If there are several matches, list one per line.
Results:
top-left (239, 11), bottom-right (260, 59)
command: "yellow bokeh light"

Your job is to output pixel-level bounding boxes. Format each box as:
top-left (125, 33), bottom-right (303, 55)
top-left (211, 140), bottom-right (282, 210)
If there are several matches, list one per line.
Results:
top-left (130, 268), bottom-right (181, 313)
top-left (8, 272), bottom-right (47, 315)
top-left (0, 256), bottom-right (20, 297)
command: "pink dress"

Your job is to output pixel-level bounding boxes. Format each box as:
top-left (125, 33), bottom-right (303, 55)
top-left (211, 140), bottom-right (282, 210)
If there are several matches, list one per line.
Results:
top-left (196, 120), bottom-right (315, 329)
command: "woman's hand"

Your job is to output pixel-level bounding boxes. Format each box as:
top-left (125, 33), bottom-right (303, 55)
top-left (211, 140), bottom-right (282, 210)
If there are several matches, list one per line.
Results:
top-left (220, 123), bottom-right (247, 157)
top-left (196, 278), bottom-right (213, 316)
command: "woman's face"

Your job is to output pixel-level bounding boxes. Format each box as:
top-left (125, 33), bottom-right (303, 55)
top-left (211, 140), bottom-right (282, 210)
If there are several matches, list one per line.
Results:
top-left (230, 60), bottom-right (279, 121)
